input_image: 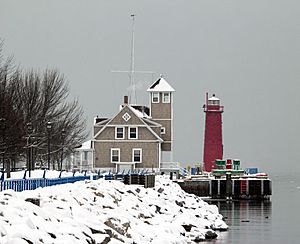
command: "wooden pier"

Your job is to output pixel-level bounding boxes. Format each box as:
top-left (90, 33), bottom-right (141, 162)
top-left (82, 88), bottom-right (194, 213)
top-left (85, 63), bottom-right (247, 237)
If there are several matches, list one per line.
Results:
top-left (175, 176), bottom-right (272, 200)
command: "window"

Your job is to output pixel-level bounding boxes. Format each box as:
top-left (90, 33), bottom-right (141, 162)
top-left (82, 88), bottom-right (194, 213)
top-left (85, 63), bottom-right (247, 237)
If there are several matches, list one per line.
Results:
top-left (111, 148), bottom-right (120, 163)
top-left (115, 127), bottom-right (124, 139)
top-left (84, 151), bottom-right (88, 161)
top-left (163, 93), bottom-right (170, 103)
top-left (129, 127), bottom-right (138, 139)
top-left (132, 148), bottom-right (142, 163)
top-left (208, 100), bottom-right (220, 106)
top-left (161, 127), bottom-right (166, 134)
top-left (152, 92), bottom-right (159, 103)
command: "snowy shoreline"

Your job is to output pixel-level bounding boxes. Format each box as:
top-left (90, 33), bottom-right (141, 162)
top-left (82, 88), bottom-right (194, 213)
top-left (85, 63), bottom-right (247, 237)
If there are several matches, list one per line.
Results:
top-left (0, 176), bottom-right (228, 243)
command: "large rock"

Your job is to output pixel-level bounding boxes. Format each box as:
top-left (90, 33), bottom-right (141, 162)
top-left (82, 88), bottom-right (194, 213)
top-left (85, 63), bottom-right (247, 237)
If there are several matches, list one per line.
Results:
top-left (205, 230), bottom-right (218, 240)
top-left (25, 198), bottom-right (40, 206)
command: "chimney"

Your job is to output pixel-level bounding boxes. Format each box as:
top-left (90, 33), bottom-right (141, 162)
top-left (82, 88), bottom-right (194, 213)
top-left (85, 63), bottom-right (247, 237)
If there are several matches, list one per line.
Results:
top-left (124, 95), bottom-right (128, 104)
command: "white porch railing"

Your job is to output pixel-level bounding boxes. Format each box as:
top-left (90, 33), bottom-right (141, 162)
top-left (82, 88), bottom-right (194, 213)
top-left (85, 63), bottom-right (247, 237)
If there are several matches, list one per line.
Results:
top-left (160, 162), bottom-right (189, 177)
top-left (160, 162), bottom-right (180, 169)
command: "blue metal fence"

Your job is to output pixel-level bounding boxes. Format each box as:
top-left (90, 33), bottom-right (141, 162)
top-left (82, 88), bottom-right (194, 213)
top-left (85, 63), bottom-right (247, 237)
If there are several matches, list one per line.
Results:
top-left (0, 175), bottom-right (93, 192)
top-left (0, 171), bottom-right (155, 192)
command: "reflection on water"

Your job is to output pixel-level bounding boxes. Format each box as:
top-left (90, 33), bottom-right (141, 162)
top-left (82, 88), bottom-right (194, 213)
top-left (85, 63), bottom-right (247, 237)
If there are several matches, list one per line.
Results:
top-left (200, 174), bottom-right (300, 243)
top-left (204, 201), bottom-right (272, 244)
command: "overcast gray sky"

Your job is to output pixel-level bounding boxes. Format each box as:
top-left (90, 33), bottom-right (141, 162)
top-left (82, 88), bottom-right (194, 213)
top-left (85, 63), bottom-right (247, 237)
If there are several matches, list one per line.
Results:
top-left (1, 0), bottom-right (299, 174)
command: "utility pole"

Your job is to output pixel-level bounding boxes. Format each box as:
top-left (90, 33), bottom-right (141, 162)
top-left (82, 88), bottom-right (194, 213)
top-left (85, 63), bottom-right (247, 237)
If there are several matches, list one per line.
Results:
top-left (60, 128), bottom-right (66, 171)
top-left (26, 122), bottom-right (33, 178)
top-left (47, 122), bottom-right (52, 170)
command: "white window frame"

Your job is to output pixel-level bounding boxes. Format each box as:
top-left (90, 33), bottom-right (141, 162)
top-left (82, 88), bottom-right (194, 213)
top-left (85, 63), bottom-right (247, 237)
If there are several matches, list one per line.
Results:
top-left (152, 92), bottom-right (159, 103)
top-left (132, 148), bottom-right (142, 163)
top-left (111, 148), bottom-right (120, 163)
top-left (161, 127), bottom-right (166, 134)
top-left (115, 127), bottom-right (125, 139)
top-left (163, 92), bottom-right (170, 103)
top-left (128, 127), bottom-right (139, 140)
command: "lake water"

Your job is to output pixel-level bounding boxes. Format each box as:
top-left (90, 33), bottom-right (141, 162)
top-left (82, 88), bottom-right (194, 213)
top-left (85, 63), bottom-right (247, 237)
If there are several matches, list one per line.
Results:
top-left (203, 173), bottom-right (300, 243)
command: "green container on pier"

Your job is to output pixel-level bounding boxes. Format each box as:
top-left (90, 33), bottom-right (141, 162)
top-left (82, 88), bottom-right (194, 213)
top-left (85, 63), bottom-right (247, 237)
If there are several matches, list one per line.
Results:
top-left (233, 160), bottom-right (240, 170)
top-left (215, 159), bottom-right (226, 168)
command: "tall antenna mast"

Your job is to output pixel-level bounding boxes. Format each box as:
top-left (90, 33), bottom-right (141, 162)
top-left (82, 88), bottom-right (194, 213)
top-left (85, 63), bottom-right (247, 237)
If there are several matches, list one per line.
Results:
top-left (129, 14), bottom-right (136, 104)
top-left (111, 14), bottom-right (155, 105)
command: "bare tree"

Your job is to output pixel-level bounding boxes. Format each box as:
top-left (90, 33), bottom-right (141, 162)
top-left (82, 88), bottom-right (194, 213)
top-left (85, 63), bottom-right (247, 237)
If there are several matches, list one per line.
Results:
top-left (0, 42), bottom-right (88, 176)
top-left (0, 42), bottom-right (24, 177)
top-left (16, 70), bottom-right (88, 170)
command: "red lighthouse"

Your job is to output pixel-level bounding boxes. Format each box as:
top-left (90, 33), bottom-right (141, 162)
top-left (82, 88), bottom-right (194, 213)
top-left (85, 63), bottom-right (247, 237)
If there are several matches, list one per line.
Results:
top-left (203, 93), bottom-right (224, 172)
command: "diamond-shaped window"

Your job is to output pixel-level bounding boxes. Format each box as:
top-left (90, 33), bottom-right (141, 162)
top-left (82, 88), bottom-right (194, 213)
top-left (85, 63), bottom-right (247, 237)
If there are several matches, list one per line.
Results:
top-left (122, 112), bottom-right (131, 122)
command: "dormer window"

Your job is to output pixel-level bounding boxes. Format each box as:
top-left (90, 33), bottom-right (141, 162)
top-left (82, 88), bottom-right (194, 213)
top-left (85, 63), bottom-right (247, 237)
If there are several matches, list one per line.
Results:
top-left (152, 92), bottom-right (159, 103)
top-left (115, 127), bottom-right (124, 139)
top-left (163, 93), bottom-right (170, 103)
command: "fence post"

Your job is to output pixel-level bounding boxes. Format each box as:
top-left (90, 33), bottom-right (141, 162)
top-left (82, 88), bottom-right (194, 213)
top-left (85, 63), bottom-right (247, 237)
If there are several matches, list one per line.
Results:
top-left (23, 170), bottom-right (27, 179)
top-left (0, 171), bottom-right (4, 181)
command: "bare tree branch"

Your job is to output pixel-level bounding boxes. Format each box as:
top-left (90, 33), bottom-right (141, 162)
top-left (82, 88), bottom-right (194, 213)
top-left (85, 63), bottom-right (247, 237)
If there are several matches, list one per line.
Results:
top-left (0, 43), bottom-right (87, 173)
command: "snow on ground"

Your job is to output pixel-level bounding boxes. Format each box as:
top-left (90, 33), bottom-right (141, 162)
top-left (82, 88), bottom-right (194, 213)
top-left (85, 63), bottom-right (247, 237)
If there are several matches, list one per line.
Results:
top-left (0, 176), bottom-right (228, 243)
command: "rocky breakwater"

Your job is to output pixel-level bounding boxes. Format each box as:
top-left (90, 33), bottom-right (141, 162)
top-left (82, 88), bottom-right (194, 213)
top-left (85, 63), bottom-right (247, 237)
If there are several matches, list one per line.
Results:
top-left (0, 176), bottom-right (228, 243)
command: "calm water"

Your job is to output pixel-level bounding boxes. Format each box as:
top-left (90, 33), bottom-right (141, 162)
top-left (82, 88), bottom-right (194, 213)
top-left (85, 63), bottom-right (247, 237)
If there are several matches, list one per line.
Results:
top-left (203, 173), bottom-right (300, 243)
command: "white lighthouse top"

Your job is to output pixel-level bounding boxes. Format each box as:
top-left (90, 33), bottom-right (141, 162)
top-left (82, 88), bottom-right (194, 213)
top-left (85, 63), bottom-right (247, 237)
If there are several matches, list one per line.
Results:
top-left (208, 94), bottom-right (220, 101)
top-left (208, 94), bottom-right (220, 105)
top-left (147, 76), bottom-right (175, 92)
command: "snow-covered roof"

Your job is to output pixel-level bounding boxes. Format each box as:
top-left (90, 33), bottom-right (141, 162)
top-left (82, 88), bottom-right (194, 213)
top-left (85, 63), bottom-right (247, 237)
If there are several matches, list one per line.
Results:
top-left (129, 106), bottom-right (151, 119)
top-left (77, 140), bottom-right (92, 150)
top-left (94, 117), bottom-right (110, 125)
top-left (147, 76), bottom-right (175, 92)
top-left (143, 118), bottom-right (162, 127)
top-left (208, 95), bottom-right (220, 101)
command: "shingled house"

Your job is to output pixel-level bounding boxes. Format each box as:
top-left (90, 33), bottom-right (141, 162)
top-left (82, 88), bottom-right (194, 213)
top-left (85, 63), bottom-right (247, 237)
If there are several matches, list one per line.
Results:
top-left (92, 76), bottom-right (175, 172)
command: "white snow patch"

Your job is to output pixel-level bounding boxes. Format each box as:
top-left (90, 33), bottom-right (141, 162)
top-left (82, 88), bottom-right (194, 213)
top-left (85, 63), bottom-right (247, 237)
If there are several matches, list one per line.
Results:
top-left (3, 170), bottom-right (84, 180)
top-left (147, 77), bottom-right (175, 92)
top-left (0, 176), bottom-right (228, 243)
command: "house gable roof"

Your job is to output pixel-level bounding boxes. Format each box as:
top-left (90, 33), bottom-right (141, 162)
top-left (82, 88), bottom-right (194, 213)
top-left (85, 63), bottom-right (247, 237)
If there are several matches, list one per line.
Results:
top-left (94, 118), bottom-right (110, 126)
top-left (108, 105), bottom-right (145, 126)
top-left (93, 105), bottom-right (163, 142)
top-left (143, 118), bottom-right (162, 127)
